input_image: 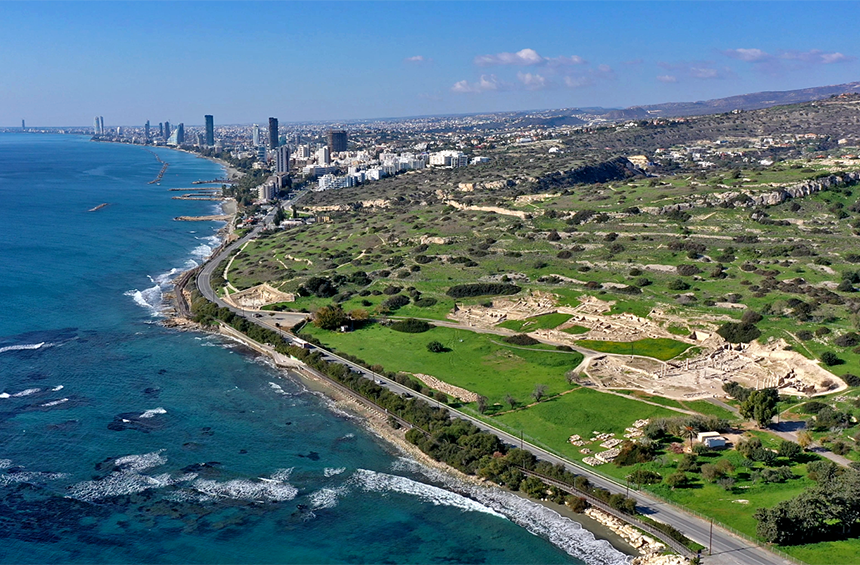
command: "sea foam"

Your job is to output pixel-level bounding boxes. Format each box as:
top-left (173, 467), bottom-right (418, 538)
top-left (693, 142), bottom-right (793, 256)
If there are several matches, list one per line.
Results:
top-left (351, 469), bottom-right (505, 518)
top-left (390, 458), bottom-right (631, 565)
top-left (139, 407), bottom-right (167, 419)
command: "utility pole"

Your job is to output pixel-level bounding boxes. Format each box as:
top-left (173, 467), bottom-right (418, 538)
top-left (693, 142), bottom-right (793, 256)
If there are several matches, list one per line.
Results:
top-left (709, 519), bottom-right (713, 556)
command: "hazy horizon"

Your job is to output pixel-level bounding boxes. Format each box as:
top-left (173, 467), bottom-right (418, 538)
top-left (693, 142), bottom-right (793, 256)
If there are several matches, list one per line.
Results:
top-left (3, 1), bottom-right (858, 127)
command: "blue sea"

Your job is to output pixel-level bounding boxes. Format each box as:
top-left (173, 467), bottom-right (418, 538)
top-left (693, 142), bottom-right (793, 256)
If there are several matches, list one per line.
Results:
top-left (0, 134), bottom-right (628, 565)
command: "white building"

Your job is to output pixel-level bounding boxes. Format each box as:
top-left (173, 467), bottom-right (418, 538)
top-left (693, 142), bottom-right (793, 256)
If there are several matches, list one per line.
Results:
top-left (429, 150), bottom-right (468, 168)
top-left (258, 182), bottom-right (276, 201)
top-left (317, 146), bottom-right (331, 166)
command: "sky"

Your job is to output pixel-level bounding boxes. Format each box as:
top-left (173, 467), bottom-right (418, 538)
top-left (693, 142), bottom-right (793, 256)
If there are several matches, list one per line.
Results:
top-left (2, 1), bottom-right (859, 127)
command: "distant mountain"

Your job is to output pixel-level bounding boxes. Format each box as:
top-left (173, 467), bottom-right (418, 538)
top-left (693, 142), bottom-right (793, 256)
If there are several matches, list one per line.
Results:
top-left (613, 81), bottom-right (860, 119)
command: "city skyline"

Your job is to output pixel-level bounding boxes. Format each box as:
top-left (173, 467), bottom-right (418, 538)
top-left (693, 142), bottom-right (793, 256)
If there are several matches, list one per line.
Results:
top-left (2, 1), bottom-right (859, 126)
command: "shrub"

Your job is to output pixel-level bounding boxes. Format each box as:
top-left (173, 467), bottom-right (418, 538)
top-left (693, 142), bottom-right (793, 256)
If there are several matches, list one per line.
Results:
top-left (567, 496), bottom-right (589, 513)
top-left (313, 305), bottom-right (347, 330)
top-left (391, 319), bottom-right (431, 333)
top-left (799, 401), bottom-right (828, 414)
top-left (820, 351), bottom-right (843, 366)
top-left (841, 373), bottom-right (860, 386)
top-left (446, 283), bottom-right (521, 298)
top-left (381, 295), bottom-right (410, 311)
top-left (716, 322), bottom-right (761, 343)
top-left (834, 332), bottom-right (860, 347)
top-left (383, 285), bottom-right (403, 295)
top-left (741, 310), bottom-right (763, 324)
top-left (503, 334), bottom-right (540, 346)
top-left (668, 279), bottom-right (690, 291)
top-left (628, 469), bottom-right (662, 485)
top-left (613, 442), bottom-right (656, 466)
top-left (796, 330), bottom-right (813, 341)
top-left (676, 264), bottom-right (701, 276)
top-left (557, 250), bottom-right (573, 259)
top-left (413, 297), bottom-right (437, 308)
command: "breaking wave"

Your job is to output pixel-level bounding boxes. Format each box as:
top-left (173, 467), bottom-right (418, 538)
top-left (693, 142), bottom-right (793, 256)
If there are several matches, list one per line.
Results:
top-left (351, 469), bottom-right (505, 518)
top-left (41, 398), bottom-right (69, 408)
top-left (139, 407), bottom-right (167, 419)
top-left (324, 467), bottom-right (346, 477)
top-left (0, 342), bottom-right (52, 354)
top-left (389, 458), bottom-right (631, 565)
top-left (192, 477), bottom-right (298, 502)
top-left (308, 486), bottom-right (348, 509)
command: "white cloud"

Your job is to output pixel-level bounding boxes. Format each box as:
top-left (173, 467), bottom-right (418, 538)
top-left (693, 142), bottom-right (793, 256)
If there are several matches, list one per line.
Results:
top-left (451, 75), bottom-right (504, 94)
top-left (723, 48), bottom-right (771, 62)
top-left (657, 75), bottom-right (678, 83)
top-left (474, 48), bottom-right (585, 67)
top-left (658, 61), bottom-right (729, 80)
top-left (475, 48), bottom-right (543, 66)
top-left (404, 55), bottom-right (426, 63)
top-left (780, 49), bottom-right (852, 64)
top-left (564, 76), bottom-right (592, 89)
top-left (517, 72), bottom-right (548, 90)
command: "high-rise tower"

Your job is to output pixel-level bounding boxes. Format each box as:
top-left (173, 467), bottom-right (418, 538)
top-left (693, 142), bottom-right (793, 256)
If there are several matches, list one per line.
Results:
top-left (268, 117), bottom-right (279, 149)
top-left (144, 120), bottom-right (150, 141)
top-left (275, 145), bottom-right (291, 174)
top-left (204, 115), bottom-right (214, 146)
top-left (93, 116), bottom-right (101, 135)
top-left (252, 124), bottom-right (260, 146)
top-left (99, 116), bottom-right (105, 135)
top-left (164, 121), bottom-right (171, 139)
top-left (327, 129), bottom-right (348, 153)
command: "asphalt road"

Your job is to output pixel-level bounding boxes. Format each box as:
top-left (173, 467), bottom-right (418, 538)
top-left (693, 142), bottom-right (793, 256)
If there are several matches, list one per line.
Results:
top-left (194, 212), bottom-right (796, 565)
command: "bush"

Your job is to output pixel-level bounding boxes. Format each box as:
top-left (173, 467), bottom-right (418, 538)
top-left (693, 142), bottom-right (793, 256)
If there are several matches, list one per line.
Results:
top-left (834, 332), bottom-right (860, 348)
top-left (567, 496), bottom-right (589, 513)
top-left (426, 341), bottom-right (445, 353)
top-left (383, 285), bottom-right (403, 295)
top-left (503, 334), bottom-right (540, 346)
top-left (629, 469), bottom-right (662, 485)
top-left (800, 401), bottom-right (829, 414)
top-left (446, 283), bottom-right (521, 298)
top-left (313, 305), bottom-right (347, 330)
top-left (820, 351), bottom-right (843, 366)
top-left (668, 279), bottom-right (690, 291)
top-left (716, 322), bottom-right (761, 343)
top-left (413, 297), bottom-right (438, 308)
top-left (676, 264), bottom-right (701, 276)
top-left (741, 310), bottom-right (763, 324)
top-left (391, 319), bottom-right (431, 333)
top-left (381, 295), bottom-right (410, 311)
top-left (613, 442), bottom-right (656, 466)
top-left (842, 373), bottom-right (860, 386)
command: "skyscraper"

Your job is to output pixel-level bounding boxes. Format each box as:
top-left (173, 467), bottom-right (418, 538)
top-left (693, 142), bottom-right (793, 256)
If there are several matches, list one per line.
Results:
top-left (204, 115), bottom-right (214, 146)
top-left (93, 116), bottom-right (101, 135)
top-left (144, 120), bottom-right (150, 141)
top-left (164, 121), bottom-right (171, 139)
top-left (276, 145), bottom-right (291, 174)
top-left (21, 119), bottom-right (25, 130)
top-left (99, 117), bottom-right (105, 135)
top-left (327, 129), bottom-right (348, 153)
top-left (268, 117), bottom-right (278, 149)
top-left (159, 122), bottom-right (164, 139)
top-left (176, 123), bottom-right (185, 145)
top-left (252, 124), bottom-right (260, 146)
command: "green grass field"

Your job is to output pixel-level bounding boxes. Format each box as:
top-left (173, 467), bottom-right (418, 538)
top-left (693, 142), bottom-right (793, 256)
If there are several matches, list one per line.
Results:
top-left (489, 388), bottom-right (680, 465)
top-left (303, 323), bottom-right (583, 404)
top-left (496, 312), bottom-right (573, 332)
top-left (575, 338), bottom-right (693, 361)
top-left (562, 325), bottom-right (590, 335)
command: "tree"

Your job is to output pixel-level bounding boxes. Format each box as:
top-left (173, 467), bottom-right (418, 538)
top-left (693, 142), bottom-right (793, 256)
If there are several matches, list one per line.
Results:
top-left (740, 388), bottom-right (778, 427)
top-left (665, 471), bottom-right (689, 489)
top-left (778, 440), bottom-right (802, 461)
top-left (532, 384), bottom-right (548, 402)
top-left (505, 394), bottom-right (518, 410)
top-left (797, 430), bottom-right (813, 450)
top-left (426, 340), bottom-right (445, 353)
top-left (313, 305), bottom-right (347, 330)
top-left (476, 395), bottom-right (488, 414)
top-left (821, 351), bottom-right (843, 366)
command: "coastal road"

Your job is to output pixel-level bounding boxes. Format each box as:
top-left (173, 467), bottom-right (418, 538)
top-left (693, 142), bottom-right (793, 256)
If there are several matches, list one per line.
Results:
top-left (194, 220), bottom-right (794, 565)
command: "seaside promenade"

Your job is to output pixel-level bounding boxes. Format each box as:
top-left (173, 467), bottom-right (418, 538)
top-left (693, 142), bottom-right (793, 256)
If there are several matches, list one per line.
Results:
top-left (192, 221), bottom-right (795, 565)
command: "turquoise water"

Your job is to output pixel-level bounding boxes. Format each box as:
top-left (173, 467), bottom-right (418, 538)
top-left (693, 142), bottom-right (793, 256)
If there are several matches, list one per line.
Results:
top-left (0, 134), bottom-right (627, 565)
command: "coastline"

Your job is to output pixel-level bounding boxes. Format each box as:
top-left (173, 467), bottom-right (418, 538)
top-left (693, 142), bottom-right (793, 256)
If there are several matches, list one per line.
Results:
top-left (158, 145), bottom-right (675, 565)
